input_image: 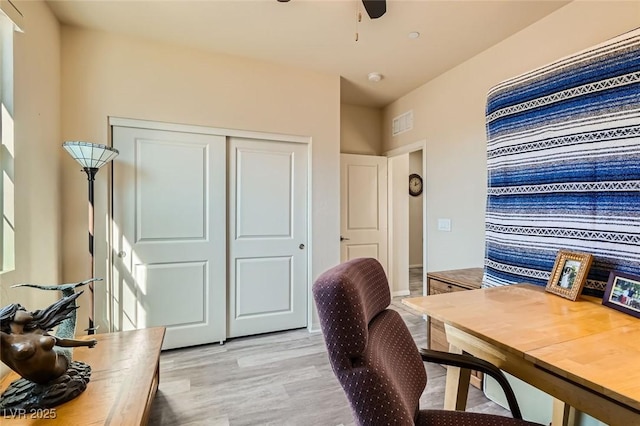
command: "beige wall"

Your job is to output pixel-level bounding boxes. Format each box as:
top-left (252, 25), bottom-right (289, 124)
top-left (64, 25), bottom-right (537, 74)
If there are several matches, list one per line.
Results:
top-left (382, 0), bottom-right (640, 272)
top-left (0, 0), bottom-right (61, 377)
top-left (0, 0), bottom-right (61, 310)
top-left (340, 103), bottom-right (382, 155)
top-left (59, 27), bottom-right (340, 331)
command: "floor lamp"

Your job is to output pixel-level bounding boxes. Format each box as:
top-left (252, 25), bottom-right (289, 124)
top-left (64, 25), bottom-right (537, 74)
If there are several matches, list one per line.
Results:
top-left (63, 141), bottom-right (119, 334)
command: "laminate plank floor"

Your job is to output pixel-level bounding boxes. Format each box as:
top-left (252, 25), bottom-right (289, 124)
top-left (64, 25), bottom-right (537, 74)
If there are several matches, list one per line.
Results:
top-left (149, 267), bottom-right (510, 425)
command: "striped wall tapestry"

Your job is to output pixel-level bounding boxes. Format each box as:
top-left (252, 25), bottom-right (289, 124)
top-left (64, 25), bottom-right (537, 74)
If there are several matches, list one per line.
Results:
top-left (483, 28), bottom-right (640, 295)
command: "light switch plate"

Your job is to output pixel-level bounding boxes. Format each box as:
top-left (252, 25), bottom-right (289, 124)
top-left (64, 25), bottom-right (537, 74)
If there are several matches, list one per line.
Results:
top-left (437, 218), bottom-right (451, 232)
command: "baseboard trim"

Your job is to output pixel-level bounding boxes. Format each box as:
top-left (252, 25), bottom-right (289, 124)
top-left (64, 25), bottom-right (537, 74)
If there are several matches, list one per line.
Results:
top-left (392, 290), bottom-right (411, 297)
top-left (308, 326), bottom-right (321, 334)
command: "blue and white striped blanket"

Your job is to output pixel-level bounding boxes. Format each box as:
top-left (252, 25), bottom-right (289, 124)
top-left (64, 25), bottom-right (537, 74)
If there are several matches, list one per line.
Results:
top-left (483, 28), bottom-right (640, 295)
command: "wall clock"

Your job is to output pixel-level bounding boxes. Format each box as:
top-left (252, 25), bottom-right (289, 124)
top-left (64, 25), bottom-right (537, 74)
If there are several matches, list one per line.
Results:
top-left (409, 173), bottom-right (423, 196)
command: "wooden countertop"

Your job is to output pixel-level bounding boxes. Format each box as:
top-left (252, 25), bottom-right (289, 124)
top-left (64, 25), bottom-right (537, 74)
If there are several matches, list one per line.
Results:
top-left (1, 327), bottom-right (165, 425)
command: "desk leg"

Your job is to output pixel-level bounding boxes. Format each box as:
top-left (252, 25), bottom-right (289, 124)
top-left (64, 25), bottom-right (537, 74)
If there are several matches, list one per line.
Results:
top-left (552, 398), bottom-right (577, 426)
top-left (443, 344), bottom-right (471, 411)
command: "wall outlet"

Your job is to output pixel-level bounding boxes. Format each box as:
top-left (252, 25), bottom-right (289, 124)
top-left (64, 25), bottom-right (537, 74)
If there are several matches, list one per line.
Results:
top-left (437, 218), bottom-right (451, 232)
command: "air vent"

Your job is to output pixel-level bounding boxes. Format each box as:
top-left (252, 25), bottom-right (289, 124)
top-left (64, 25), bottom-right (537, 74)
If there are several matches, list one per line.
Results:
top-left (392, 110), bottom-right (413, 136)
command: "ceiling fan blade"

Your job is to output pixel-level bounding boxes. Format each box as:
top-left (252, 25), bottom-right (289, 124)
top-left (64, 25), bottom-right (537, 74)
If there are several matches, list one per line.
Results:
top-left (362, 0), bottom-right (386, 19)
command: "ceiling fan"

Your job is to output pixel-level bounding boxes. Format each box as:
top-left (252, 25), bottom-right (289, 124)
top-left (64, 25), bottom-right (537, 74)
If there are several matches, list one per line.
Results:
top-left (361, 0), bottom-right (386, 19)
top-left (276, 0), bottom-right (387, 19)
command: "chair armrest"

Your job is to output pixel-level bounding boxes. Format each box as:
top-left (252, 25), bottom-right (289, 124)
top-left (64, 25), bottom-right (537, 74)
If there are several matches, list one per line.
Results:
top-left (419, 347), bottom-right (523, 420)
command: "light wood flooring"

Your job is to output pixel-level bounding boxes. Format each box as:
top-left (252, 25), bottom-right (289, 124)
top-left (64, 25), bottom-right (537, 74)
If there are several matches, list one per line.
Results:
top-left (149, 267), bottom-right (509, 425)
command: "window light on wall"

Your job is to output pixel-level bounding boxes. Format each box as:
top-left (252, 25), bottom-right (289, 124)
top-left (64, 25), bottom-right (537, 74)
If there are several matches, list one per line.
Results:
top-left (0, 5), bottom-right (20, 274)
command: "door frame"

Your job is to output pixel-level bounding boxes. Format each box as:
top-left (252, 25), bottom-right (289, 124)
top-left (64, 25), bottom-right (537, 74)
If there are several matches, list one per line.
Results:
top-left (384, 140), bottom-right (427, 297)
top-left (102, 117), bottom-right (313, 333)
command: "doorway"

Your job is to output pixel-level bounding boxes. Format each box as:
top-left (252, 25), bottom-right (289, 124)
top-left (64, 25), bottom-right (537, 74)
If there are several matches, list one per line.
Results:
top-left (408, 150), bottom-right (424, 296)
top-left (338, 141), bottom-right (426, 297)
top-left (386, 140), bottom-right (427, 297)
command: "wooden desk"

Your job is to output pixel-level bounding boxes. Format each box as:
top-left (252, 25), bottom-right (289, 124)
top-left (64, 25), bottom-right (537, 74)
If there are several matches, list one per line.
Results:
top-left (403, 284), bottom-right (640, 426)
top-left (1, 327), bottom-right (165, 425)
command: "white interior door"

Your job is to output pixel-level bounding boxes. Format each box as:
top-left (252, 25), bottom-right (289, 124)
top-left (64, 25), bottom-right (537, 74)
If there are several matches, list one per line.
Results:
top-left (228, 137), bottom-right (308, 338)
top-left (340, 154), bottom-right (388, 273)
top-left (112, 126), bottom-right (226, 349)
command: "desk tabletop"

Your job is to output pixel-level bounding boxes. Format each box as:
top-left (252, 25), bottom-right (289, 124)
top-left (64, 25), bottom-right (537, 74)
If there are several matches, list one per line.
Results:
top-left (403, 284), bottom-right (636, 354)
top-left (402, 284), bottom-right (640, 410)
top-left (1, 327), bottom-right (165, 425)
top-left (526, 324), bottom-right (640, 411)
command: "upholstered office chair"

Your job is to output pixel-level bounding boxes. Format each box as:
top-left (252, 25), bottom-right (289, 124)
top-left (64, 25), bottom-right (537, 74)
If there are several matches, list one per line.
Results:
top-left (313, 258), bottom-right (543, 426)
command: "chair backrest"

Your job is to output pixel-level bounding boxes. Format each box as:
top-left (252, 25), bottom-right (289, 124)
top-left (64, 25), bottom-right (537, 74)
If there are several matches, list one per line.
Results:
top-left (313, 258), bottom-right (427, 426)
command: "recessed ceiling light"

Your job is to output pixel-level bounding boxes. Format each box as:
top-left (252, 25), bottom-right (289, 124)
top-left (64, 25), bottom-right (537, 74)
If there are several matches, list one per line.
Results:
top-left (408, 31), bottom-right (420, 39)
top-left (368, 72), bottom-right (383, 82)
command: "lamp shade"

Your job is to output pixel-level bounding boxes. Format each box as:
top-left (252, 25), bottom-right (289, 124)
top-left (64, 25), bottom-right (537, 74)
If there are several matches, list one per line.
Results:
top-left (63, 141), bottom-right (119, 169)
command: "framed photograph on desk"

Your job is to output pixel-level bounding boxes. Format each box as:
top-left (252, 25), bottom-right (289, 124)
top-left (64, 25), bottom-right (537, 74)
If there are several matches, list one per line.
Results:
top-left (545, 250), bottom-right (593, 301)
top-left (603, 271), bottom-right (640, 318)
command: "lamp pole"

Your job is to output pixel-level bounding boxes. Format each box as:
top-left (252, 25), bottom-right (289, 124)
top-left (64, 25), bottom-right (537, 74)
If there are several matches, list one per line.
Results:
top-left (63, 142), bottom-right (119, 335)
top-left (84, 166), bottom-right (99, 333)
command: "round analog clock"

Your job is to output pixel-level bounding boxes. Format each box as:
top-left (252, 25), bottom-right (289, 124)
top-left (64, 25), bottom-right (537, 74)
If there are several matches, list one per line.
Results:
top-left (409, 173), bottom-right (423, 196)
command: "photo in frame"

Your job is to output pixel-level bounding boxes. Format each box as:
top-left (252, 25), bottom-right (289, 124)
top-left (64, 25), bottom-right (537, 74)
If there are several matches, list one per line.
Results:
top-left (545, 250), bottom-right (593, 301)
top-left (602, 271), bottom-right (640, 318)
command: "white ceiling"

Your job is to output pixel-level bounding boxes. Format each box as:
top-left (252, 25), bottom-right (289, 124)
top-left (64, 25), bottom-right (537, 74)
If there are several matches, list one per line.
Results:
top-left (46, 0), bottom-right (571, 107)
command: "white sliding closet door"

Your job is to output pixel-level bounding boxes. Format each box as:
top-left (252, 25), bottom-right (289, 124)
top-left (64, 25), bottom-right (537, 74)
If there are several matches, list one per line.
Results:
top-left (112, 126), bottom-right (226, 349)
top-left (227, 137), bottom-right (308, 338)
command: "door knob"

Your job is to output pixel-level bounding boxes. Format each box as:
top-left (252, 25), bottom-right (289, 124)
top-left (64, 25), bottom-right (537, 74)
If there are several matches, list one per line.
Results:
top-left (340, 236), bottom-right (350, 241)
top-left (299, 244), bottom-right (305, 250)
top-left (118, 251), bottom-right (127, 258)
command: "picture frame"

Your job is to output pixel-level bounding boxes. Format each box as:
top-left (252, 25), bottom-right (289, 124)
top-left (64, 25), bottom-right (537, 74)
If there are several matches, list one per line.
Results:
top-left (602, 271), bottom-right (640, 318)
top-left (545, 250), bottom-right (593, 301)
